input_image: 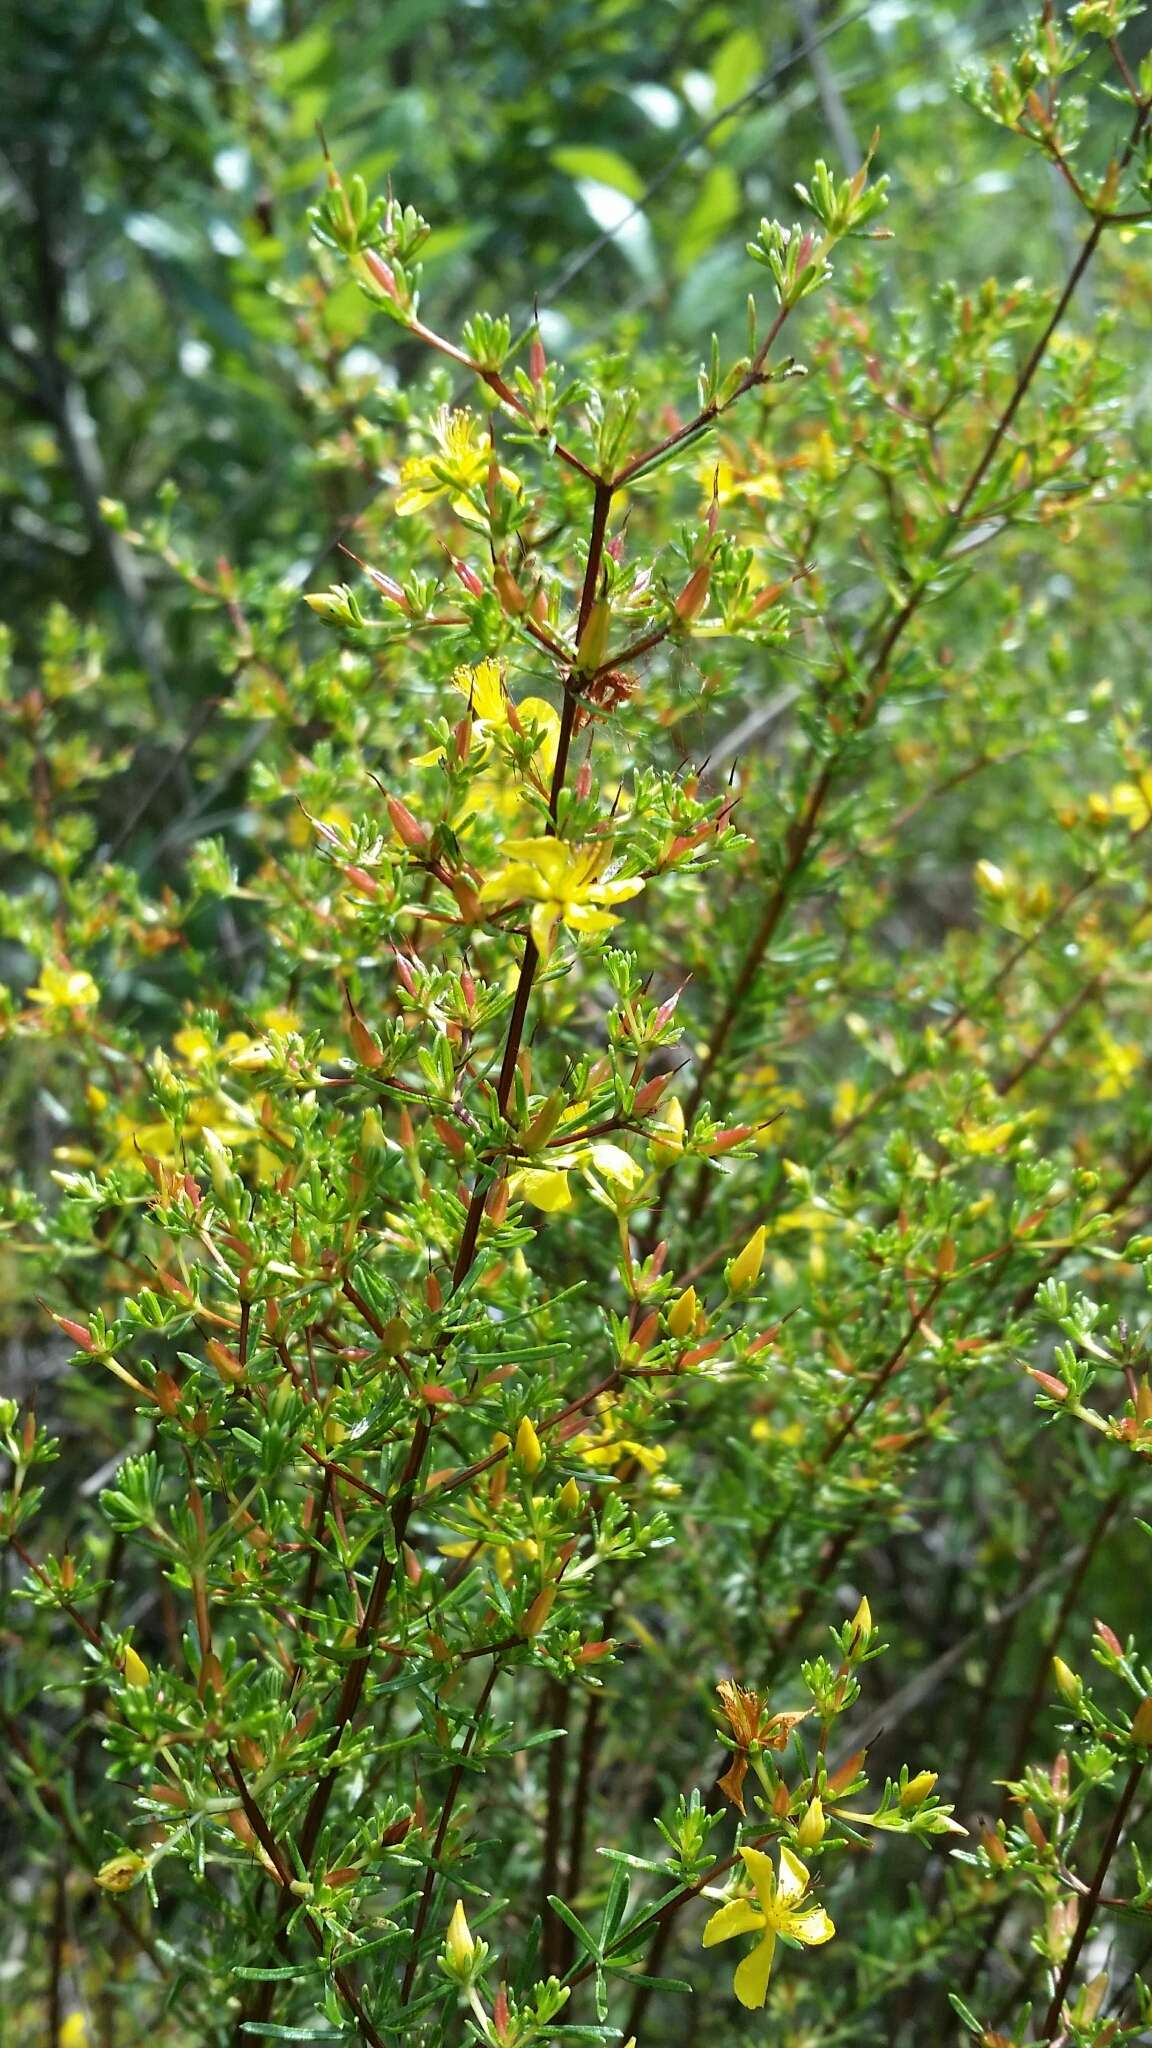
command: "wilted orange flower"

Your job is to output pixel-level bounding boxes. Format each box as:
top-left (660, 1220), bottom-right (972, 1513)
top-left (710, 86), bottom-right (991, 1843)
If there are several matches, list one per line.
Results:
top-left (715, 1680), bottom-right (812, 1811)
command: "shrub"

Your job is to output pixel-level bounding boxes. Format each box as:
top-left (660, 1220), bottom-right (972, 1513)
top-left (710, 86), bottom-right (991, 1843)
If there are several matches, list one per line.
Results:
top-left (4, 8), bottom-right (1152, 2045)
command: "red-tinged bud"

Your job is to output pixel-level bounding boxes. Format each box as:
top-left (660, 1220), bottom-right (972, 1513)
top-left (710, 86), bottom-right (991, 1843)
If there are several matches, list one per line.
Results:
top-left (393, 950), bottom-right (418, 997)
top-left (747, 1325), bottom-right (782, 1356)
top-left (425, 1270), bottom-right (443, 1313)
top-left (380, 1813), bottom-right (412, 1847)
top-left (59, 1551), bottom-right (76, 1589)
top-left (981, 1824), bottom-right (1009, 1867)
top-left (1095, 1619), bottom-right (1124, 1657)
top-left (706, 1124), bottom-right (755, 1155)
top-left (492, 1983), bottom-right (511, 2042)
top-left (486, 1178), bottom-right (510, 1225)
top-left (398, 1107), bottom-right (415, 1148)
top-left (361, 248), bottom-right (399, 300)
top-left (653, 986), bottom-right (685, 1029)
top-left (449, 553), bottom-right (485, 598)
top-left (1026, 1367), bottom-right (1069, 1402)
top-left (52, 1313), bottom-right (96, 1353)
top-left (1132, 1695), bottom-right (1152, 1745)
top-left (349, 1010), bottom-right (384, 1069)
top-left (633, 1073), bottom-right (670, 1115)
top-left (826, 1748), bottom-right (865, 1795)
top-left (576, 1639), bottom-right (615, 1665)
top-left (1051, 1751), bottom-right (1069, 1798)
top-left (461, 965), bottom-right (476, 1009)
top-left (386, 795), bottom-right (429, 851)
top-left (403, 1543), bottom-right (422, 1585)
top-left (207, 1339), bottom-right (245, 1385)
top-left (530, 585), bottom-right (548, 624)
top-left (682, 1338), bottom-right (724, 1368)
top-left (183, 1173), bottom-right (203, 1207)
top-left (650, 1239), bottom-right (668, 1277)
top-left (675, 560), bottom-right (712, 623)
top-left (453, 714), bottom-right (473, 762)
top-left (155, 1371), bottom-right (181, 1416)
top-left (575, 759), bottom-right (593, 799)
top-left (631, 1310), bottom-right (660, 1356)
top-left (449, 875), bottom-right (482, 924)
top-left (529, 329), bottom-right (547, 387)
top-left (1023, 1807), bottom-right (1048, 1852)
top-left (363, 565), bottom-right (408, 608)
top-left (606, 533), bottom-right (625, 563)
top-left (433, 1117), bottom-right (466, 1162)
top-left (199, 1652), bottom-right (225, 1699)
top-left (342, 864), bottom-right (378, 895)
top-left (493, 564), bottom-right (528, 616)
top-left (520, 1585), bottom-right (556, 1637)
top-left (419, 1383), bottom-right (455, 1408)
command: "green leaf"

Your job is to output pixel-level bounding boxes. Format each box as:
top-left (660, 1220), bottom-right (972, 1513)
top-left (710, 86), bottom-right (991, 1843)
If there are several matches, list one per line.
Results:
top-left (711, 29), bottom-right (763, 133)
top-left (677, 164), bottom-right (741, 271)
top-left (547, 1895), bottom-right (602, 1957)
top-left (551, 147), bottom-right (644, 201)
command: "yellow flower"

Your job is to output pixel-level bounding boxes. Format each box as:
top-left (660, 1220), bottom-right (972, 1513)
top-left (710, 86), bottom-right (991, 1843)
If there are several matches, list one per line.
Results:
top-left (417, 658), bottom-right (560, 785)
top-left (569, 1399), bottom-right (666, 1477)
top-left (27, 964), bottom-right (100, 1011)
top-left (507, 1165), bottom-right (573, 1212)
top-left (395, 408), bottom-right (520, 524)
top-left (1108, 771), bottom-right (1152, 828)
top-left (702, 1844), bottom-right (835, 2009)
top-left (58, 2016), bottom-right (91, 2048)
top-left (480, 838), bottom-right (643, 957)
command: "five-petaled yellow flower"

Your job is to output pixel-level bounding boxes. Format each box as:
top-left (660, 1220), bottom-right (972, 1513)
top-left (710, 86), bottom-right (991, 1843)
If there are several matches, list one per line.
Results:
top-left (480, 838), bottom-right (643, 957)
top-left (417, 658), bottom-right (559, 787)
top-left (703, 1843), bottom-right (834, 2009)
top-left (27, 963), bottom-right (100, 1011)
top-left (395, 408), bottom-right (520, 524)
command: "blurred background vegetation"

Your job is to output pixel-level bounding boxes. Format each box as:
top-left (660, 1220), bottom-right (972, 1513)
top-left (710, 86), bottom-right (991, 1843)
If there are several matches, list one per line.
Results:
top-left (2, 0), bottom-right (1113, 695)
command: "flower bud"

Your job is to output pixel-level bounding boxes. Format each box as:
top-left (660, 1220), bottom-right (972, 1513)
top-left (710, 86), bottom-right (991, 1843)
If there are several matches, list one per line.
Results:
top-left (899, 1770), bottom-right (937, 1810)
top-left (850, 1596), bottom-right (873, 1648)
top-left (386, 795), bottom-right (429, 852)
top-left (360, 248), bottom-right (399, 301)
top-left (123, 1645), bottom-right (149, 1688)
top-left (667, 1286), bottom-right (698, 1338)
top-left (443, 1899), bottom-right (477, 1980)
top-left (207, 1339), bottom-right (246, 1386)
top-left (727, 1224), bottom-right (766, 1294)
top-left (674, 560), bottom-right (712, 623)
top-left (575, 593), bottom-right (612, 675)
top-left (796, 1796), bottom-right (826, 1849)
top-left (559, 1477), bottom-right (581, 1513)
top-left (1131, 1695), bottom-right (1152, 1746)
top-left (514, 1416), bottom-right (544, 1476)
top-left (519, 1584), bottom-right (556, 1637)
top-left (493, 564), bottom-right (529, 616)
top-left (449, 553), bottom-right (485, 598)
top-left (1052, 1657), bottom-right (1083, 1707)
